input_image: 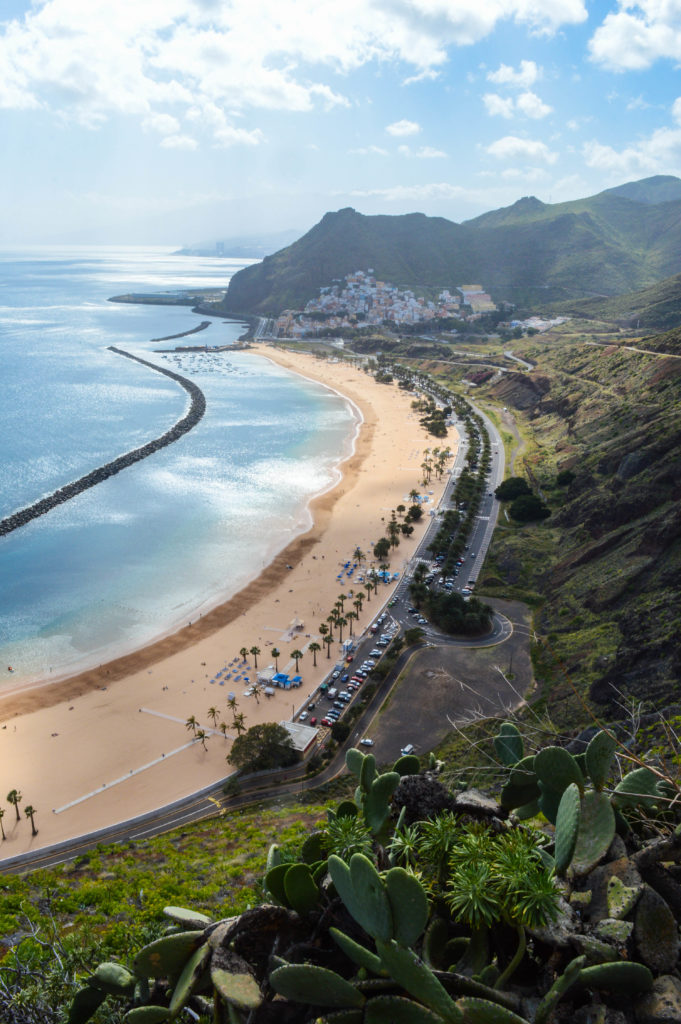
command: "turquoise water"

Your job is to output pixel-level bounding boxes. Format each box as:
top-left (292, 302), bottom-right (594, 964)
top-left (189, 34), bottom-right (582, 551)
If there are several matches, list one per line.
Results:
top-left (0, 247), bottom-right (358, 682)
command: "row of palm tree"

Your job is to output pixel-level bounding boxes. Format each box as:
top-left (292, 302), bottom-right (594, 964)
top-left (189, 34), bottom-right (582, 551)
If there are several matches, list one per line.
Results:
top-left (1, 789), bottom-right (38, 838)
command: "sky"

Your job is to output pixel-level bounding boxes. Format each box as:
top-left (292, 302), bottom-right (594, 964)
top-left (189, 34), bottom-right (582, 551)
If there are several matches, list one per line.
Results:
top-left (2, 0), bottom-right (681, 245)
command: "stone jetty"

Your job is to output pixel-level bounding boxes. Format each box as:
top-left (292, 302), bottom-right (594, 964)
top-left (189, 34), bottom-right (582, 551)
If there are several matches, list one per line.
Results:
top-left (0, 347), bottom-right (206, 539)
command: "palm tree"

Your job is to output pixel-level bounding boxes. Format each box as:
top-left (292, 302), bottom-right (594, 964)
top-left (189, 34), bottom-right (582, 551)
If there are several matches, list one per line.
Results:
top-left (196, 729), bottom-right (208, 752)
top-left (250, 646), bottom-right (261, 669)
top-left (290, 649), bottom-right (304, 672)
top-left (364, 581), bottom-right (374, 602)
top-left (7, 790), bottom-right (22, 822)
top-left (271, 647), bottom-right (281, 672)
top-left (219, 722), bottom-right (229, 739)
top-left (239, 647), bottom-right (249, 662)
top-left (353, 546), bottom-right (365, 565)
top-left (233, 712), bottom-right (247, 736)
top-left (185, 715), bottom-right (198, 736)
top-left (346, 610), bottom-right (357, 637)
top-left (335, 616), bottom-right (347, 644)
top-left (227, 695), bottom-right (238, 715)
top-left (323, 634), bottom-right (334, 659)
top-left (409, 488), bottom-right (420, 502)
top-left (251, 681), bottom-right (261, 704)
top-left (207, 706), bottom-right (219, 728)
top-left (24, 805), bottom-right (37, 837)
top-left (354, 593), bottom-right (364, 616)
top-left (308, 641), bottom-right (321, 667)
top-left (337, 593), bottom-right (347, 611)
top-left (0, 808), bottom-right (5, 840)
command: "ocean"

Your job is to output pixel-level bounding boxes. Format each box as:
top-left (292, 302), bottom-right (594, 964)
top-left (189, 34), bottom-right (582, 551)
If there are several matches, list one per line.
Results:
top-left (0, 246), bottom-right (358, 684)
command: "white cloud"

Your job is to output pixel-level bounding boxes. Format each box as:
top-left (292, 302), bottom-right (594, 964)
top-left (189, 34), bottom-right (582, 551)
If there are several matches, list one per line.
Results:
top-left (387, 119), bottom-right (421, 136)
top-left (350, 145), bottom-right (389, 155)
top-left (483, 90), bottom-right (551, 120)
top-left (416, 146), bottom-right (447, 158)
top-left (487, 60), bottom-right (540, 88)
top-left (516, 91), bottom-right (552, 119)
top-left (589, 2), bottom-right (681, 71)
top-left (0, 0), bottom-right (588, 147)
top-left (483, 93), bottom-right (514, 118)
top-left (403, 68), bottom-right (440, 85)
top-left (583, 129), bottom-right (681, 176)
top-left (143, 113), bottom-right (181, 135)
top-left (160, 133), bottom-right (198, 150)
top-left (581, 94), bottom-right (681, 176)
top-left (348, 182), bottom-right (471, 202)
top-left (486, 135), bottom-right (557, 163)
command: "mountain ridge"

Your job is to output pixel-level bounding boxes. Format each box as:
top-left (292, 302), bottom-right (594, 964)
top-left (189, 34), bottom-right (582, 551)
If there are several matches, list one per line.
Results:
top-left (221, 176), bottom-right (681, 316)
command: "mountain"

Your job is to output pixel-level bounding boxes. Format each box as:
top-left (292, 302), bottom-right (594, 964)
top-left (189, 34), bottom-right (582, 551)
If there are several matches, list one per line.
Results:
top-left (221, 176), bottom-right (681, 316)
top-left (550, 271), bottom-right (681, 332)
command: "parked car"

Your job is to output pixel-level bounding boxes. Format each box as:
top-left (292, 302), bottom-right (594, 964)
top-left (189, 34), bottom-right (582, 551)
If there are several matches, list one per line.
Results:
top-left (360, 738), bottom-right (374, 747)
top-left (309, 717), bottom-right (317, 726)
top-left (307, 702), bottom-right (316, 711)
top-left (299, 711), bottom-right (308, 722)
top-left (401, 743), bottom-right (415, 756)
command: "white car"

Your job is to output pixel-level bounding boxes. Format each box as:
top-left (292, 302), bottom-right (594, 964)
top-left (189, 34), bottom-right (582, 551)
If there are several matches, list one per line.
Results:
top-left (360, 738), bottom-right (374, 746)
top-left (299, 711), bottom-right (309, 722)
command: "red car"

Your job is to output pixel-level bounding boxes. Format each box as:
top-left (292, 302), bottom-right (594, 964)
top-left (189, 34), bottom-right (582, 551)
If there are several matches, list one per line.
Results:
top-left (345, 654), bottom-right (354, 663)
top-left (310, 717), bottom-right (317, 726)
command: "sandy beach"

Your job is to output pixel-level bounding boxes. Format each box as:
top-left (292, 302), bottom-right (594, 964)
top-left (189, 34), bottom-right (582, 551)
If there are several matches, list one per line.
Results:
top-left (0, 346), bottom-right (457, 859)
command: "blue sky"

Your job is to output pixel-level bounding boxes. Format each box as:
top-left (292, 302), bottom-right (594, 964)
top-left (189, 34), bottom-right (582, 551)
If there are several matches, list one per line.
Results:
top-left (1, 0), bottom-right (681, 244)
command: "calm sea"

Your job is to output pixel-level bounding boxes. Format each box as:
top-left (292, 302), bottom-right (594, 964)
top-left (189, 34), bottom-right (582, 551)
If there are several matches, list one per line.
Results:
top-left (0, 247), bottom-right (358, 683)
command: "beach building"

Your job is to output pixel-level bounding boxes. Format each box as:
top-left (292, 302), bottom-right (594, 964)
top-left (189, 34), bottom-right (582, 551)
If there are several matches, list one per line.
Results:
top-left (280, 720), bottom-right (318, 753)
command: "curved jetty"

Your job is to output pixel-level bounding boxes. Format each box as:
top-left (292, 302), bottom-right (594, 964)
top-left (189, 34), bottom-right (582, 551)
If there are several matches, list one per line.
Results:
top-left (0, 347), bottom-right (206, 538)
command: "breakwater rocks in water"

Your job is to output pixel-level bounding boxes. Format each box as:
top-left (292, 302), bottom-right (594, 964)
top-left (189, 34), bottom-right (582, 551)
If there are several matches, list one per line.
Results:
top-left (0, 347), bottom-right (206, 539)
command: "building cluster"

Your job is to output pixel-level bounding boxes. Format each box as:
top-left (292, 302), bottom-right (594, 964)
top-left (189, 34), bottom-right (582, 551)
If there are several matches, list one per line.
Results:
top-left (274, 271), bottom-right (498, 338)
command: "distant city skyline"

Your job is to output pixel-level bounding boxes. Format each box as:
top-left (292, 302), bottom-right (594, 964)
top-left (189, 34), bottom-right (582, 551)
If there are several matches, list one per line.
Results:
top-left (2, 1), bottom-right (680, 245)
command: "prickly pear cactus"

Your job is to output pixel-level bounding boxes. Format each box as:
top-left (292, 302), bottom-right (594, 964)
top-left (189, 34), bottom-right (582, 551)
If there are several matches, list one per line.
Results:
top-left (554, 783), bottom-right (581, 876)
top-left (571, 791), bottom-right (615, 876)
top-left (494, 723), bottom-right (524, 767)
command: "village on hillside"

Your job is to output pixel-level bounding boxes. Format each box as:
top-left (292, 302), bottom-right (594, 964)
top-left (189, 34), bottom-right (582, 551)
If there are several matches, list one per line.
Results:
top-left (274, 270), bottom-right (497, 338)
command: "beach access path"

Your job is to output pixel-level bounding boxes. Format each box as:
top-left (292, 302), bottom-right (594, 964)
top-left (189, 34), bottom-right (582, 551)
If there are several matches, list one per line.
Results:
top-left (0, 346), bottom-right (458, 860)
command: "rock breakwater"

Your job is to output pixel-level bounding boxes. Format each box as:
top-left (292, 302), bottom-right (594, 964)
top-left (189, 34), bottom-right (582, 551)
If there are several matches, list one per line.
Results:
top-left (0, 347), bottom-right (206, 539)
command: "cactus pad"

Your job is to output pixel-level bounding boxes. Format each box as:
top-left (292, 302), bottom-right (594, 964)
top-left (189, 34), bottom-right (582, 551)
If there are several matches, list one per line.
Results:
top-left (133, 930), bottom-right (204, 980)
top-left (350, 854), bottom-right (393, 942)
top-left (493, 723), bottom-right (523, 766)
top-left (364, 995), bottom-right (446, 1023)
top-left (554, 782), bottom-right (581, 875)
top-left (571, 791), bottom-right (615, 876)
top-left (612, 767), bottom-right (662, 810)
top-left (376, 939), bottom-right (462, 1022)
top-left (124, 1008), bottom-right (171, 1023)
top-left (270, 964), bottom-right (366, 1008)
top-left (385, 867), bottom-right (429, 947)
top-left (576, 961), bottom-right (653, 994)
top-left (162, 906), bottom-right (212, 930)
top-left (68, 986), bottom-right (107, 1024)
top-left (585, 731), bottom-right (616, 791)
top-left (455, 996), bottom-right (530, 1023)
top-left (534, 746), bottom-right (583, 795)
top-left (283, 863), bottom-right (320, 916)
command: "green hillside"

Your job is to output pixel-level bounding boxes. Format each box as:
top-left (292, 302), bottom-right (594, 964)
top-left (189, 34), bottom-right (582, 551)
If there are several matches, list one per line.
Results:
top-left (221, 176), bottom-right (681, 315)
top-left (549, 272), bottom-right (681, 333)
top-left (469, 321), bottom-right (681, 723)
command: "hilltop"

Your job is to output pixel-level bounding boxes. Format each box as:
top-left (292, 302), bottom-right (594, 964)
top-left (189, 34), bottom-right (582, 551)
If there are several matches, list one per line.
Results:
top-left (221, 176), bottom-right (681, 315)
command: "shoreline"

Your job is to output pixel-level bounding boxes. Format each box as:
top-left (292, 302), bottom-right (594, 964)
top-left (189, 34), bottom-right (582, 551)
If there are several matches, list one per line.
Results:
top-left (0, 346), bottom-right (457, 856)
top-left (0, 366), bottom-right (364, 717)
